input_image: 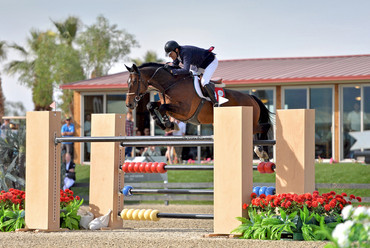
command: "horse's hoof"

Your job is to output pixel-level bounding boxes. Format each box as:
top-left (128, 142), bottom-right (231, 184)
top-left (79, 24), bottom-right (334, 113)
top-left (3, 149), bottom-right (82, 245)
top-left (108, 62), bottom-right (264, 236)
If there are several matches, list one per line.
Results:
top-left (164, 122), bottom-right (174, 129)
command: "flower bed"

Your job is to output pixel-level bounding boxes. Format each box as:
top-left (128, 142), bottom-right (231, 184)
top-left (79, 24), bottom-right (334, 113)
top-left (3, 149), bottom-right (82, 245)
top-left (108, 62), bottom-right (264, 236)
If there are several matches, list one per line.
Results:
top-left (233, 191), bottom-right (363, 241)
top-left (0, 188), bottom-right (83, 231)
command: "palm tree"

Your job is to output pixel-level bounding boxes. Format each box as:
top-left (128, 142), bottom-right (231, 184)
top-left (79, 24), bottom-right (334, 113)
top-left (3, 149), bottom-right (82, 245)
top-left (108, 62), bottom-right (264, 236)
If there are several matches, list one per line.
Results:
top-left (51, 16), bottom-right (85, 116)
top-left (51, 16), bottom-right (80, 46)
top-left (0, 41), bottom-right (7, 119)
top-left (6, 30), bottom-right (56, 110)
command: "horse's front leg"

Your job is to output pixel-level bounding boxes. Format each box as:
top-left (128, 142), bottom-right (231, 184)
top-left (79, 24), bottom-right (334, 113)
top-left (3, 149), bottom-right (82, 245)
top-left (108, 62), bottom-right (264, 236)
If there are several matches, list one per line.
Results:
top-left (147, 102), bottom-right (166, 130)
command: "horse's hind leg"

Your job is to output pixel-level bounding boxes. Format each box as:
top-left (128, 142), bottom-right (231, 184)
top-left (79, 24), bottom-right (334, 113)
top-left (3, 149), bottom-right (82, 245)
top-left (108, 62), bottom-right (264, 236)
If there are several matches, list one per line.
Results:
top-left (147, 102), bottom-right (166, 130)
top-left (254, 123), bottom-right (271, 161)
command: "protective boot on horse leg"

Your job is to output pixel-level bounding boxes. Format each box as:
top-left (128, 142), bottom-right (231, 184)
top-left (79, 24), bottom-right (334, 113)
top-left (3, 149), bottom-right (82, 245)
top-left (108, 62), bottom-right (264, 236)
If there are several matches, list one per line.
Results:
top-left (147, 102), bottom-right (167, 130)
top-left (254, 126), bottom-right (271, 161)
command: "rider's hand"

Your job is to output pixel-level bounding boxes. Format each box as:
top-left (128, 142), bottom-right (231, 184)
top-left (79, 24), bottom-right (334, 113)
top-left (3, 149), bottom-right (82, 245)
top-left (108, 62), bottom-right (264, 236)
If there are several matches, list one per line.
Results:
top-left (163, 64), bottom-right (172, 74)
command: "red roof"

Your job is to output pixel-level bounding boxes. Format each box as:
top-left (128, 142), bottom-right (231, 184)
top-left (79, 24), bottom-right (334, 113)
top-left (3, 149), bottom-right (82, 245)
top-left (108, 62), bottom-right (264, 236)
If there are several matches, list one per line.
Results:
top-left (61, 54), bottom-right (370, 90)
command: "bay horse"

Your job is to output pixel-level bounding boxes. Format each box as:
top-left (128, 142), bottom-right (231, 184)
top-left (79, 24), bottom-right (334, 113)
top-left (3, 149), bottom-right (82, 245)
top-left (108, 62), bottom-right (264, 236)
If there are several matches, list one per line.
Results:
top-left (125, 63), bottom-right (273, 160)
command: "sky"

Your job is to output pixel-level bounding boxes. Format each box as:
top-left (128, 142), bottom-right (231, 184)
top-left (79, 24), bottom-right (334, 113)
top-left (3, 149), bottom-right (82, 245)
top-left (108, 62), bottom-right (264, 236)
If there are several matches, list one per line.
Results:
top-left (1, 0), bottom-right (370, 111)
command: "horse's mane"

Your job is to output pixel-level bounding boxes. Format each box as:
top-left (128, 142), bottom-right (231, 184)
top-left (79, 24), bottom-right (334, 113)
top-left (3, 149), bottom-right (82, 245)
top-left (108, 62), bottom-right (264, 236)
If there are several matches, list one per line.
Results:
top-left (138, 62), bottom-right (181, 70)
top-left (138, 62), bottom-right (164, 69)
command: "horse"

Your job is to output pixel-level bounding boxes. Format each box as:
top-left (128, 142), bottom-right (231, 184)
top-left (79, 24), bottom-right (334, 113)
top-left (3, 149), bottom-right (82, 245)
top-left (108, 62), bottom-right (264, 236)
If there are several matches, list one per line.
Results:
top-left (125, 62), bottom-right (273, 160)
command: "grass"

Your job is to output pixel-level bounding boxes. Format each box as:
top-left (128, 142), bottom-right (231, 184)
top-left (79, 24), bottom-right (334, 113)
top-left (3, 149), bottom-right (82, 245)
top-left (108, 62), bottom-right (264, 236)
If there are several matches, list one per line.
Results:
top-left (73, 162), bottom-right (370, 205)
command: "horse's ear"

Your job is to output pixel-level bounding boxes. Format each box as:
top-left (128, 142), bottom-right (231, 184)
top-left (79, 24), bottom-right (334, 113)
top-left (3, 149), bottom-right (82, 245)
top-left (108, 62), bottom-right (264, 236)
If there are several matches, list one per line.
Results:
top-left (132, 64), bottom-right (139, 73)
top-left (125, 64), bottom-right (131, 72)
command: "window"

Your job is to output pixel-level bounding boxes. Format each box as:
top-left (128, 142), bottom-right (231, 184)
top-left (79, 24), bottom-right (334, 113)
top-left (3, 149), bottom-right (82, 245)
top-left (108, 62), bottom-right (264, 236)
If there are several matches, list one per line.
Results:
top-left (310, 88), bottom-right (333, 159)
top-left (106, 94), bottom-right (127, 114)
top-left (83, 95), bottom-right (104, 162)
top-left (342, 86), bottom-right (361, 159)
top-left (284, 88), bottom-right (307, 109)
top-left (284, 87), bottom-right (333, 159)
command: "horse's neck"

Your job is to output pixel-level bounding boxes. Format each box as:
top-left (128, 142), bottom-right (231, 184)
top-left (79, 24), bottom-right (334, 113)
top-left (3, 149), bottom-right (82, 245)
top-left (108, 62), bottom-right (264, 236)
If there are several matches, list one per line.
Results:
top-left (145, 71), bottom-right (176, 92)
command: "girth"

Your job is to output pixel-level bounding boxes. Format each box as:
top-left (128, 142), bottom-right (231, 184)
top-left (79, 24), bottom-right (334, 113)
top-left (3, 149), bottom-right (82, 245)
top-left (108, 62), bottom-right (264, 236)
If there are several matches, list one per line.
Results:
top-left (181, 98), bottom-right (206, 125)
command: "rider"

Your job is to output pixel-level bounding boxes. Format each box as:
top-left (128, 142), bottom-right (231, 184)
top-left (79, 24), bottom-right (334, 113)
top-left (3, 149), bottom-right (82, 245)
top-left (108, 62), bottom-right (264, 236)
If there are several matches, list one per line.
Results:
top-left (164, 40), bottom-right (219, 107)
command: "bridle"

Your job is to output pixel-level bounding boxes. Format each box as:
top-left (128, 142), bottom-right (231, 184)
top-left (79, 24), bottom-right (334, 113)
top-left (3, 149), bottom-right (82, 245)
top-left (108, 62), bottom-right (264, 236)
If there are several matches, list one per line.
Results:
top-left (127, 66), bottom-right (190, 105)
top-left (127, 70), bottom-right (147, 104)
top-left (127, 66), bottom-right (163, 105)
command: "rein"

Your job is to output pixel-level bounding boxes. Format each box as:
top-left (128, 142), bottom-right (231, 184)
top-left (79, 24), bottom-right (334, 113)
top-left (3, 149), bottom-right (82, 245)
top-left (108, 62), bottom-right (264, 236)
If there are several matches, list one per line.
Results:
top-left (129, 66), bottom-right (190, 105)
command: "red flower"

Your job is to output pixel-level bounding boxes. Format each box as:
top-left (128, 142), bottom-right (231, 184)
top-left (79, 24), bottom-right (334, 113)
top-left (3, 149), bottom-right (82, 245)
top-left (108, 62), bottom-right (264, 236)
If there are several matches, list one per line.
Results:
top-left (341, 192), bottom-right (347, 197)
top-left (286, 201), bottom-right (292, 208)
top-left (350, 194), bottom-right (355, 200)
top-left (305, 193), bottom-right (312, 200)
top-left (339, 204), bottom-right (344, 209)
top-left (329, 199), bottom-right (337, 208)
top-left (251, 193), bottom-right (257, 199)
top-left (259, 194), bottom-right (266, 199)
top-left (242, 203), bottom-right (248, 209)
top-left (324, 204), bottom-right (331, 211)
top-left (330, 191), bottom-right (336, 195)
top-left (76, 196), bottom-right (80, 200)
top-left (312, 201), bottom-right (318, 208)
top-left (356, 197), bottom-right (362, 202)
top-left (306, 201), bottom-right (312, 208)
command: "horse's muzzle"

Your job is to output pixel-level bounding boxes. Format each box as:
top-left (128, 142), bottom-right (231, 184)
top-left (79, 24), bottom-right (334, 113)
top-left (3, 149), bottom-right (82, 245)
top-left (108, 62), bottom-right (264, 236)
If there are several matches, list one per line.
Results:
top-left (126, 102), bottom-right (136, 109)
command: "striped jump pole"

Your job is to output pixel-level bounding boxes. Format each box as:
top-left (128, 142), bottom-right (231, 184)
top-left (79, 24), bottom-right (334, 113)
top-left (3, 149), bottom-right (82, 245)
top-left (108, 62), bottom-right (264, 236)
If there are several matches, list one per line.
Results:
top-left (120, 209), bottom-right (214, 221)
top-left (120, 162), bottom-right (213, 173)
top-left (121, 186), bottom-right (213, 196)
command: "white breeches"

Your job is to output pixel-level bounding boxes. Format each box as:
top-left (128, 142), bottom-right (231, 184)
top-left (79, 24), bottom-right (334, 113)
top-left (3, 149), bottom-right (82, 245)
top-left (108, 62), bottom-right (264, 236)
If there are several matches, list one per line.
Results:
top-left (201, 58), bottom-right (218, 86)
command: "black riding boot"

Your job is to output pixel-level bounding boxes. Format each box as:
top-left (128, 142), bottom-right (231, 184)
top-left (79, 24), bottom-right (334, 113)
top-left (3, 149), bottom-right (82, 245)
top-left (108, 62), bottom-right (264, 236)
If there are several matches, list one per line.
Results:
top-left (204, 84), bottom-right (219, 107)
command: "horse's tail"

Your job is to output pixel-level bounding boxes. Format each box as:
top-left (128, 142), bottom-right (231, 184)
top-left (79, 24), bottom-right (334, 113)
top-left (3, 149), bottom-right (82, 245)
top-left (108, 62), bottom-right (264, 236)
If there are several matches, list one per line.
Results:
top-left (251, 95), bottom-right (272, 124)
top-left (251, 95), bottom-right (274, 140)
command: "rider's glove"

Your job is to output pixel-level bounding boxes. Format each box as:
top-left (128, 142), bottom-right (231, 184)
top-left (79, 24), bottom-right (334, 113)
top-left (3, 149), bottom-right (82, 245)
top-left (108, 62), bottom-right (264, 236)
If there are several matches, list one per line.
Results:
top-left (163, 64), bottom-right (172, 74)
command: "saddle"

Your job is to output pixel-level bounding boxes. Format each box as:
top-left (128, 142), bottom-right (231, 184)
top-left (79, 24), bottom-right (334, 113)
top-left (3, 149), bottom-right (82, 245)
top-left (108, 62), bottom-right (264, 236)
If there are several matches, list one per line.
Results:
top-left (193, 74), bottom-right (225, 101)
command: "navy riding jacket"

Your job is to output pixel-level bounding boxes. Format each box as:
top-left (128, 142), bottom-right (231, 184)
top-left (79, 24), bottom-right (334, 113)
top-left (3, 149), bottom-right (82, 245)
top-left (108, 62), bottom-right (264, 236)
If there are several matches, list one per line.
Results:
top-left (171, 45), bottom-right (215, 75)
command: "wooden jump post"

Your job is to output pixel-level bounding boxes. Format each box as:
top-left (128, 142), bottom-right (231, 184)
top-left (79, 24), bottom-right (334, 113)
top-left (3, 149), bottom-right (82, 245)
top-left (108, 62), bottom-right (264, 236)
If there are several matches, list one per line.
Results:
top-left (25, 108), bottom-right (314, 233)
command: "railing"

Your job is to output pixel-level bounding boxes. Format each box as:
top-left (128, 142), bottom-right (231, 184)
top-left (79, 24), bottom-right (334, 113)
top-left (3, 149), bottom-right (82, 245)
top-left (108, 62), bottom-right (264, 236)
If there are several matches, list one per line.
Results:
top-left (72, 182), bottom-right (370, 203)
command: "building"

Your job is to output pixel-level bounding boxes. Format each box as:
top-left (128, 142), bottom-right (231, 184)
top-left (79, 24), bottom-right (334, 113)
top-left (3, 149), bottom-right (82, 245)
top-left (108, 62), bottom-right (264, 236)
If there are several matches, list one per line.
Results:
top-left (61, 54), bottom-right (370, 164)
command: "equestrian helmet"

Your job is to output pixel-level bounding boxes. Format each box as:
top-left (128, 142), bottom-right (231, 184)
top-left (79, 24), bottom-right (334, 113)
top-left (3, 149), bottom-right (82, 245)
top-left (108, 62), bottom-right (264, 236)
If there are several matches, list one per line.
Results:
top-left (164, 40), bottom-right (180, 56)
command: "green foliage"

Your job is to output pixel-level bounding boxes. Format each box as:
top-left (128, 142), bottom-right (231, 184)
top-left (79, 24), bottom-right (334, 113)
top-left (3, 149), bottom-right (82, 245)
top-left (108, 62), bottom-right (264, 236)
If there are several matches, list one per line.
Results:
top-left (299, 205), bottom-right (319, 241)
top-left (77, 15), bottom-right (139, 78)
top-left (5, 15), bottom-right (138, 112)
top-left (231, 208), bottom-right (297, 240)
top-left (232, 204), bottom-right (345, 241)
top-left (132, 50), bottom-right (164, 66)
top-left (4, 101), bottom-right (26, 116)
top-left (0, 127), bottom-right (26, 191)
top-left (0, 205), bottom-right (25, 232)
top-left (60, 198), bottom-right (83, 230)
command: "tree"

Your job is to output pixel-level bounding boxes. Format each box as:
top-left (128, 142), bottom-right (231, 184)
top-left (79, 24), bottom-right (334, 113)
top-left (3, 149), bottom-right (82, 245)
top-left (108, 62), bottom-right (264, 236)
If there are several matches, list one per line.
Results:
top-left (52, 16), bottom-right (85, 116)
top-left (77, 15), bottom-right (139, 78)
top-left (0, 41), bottom-right (7, 119)
top-left (132, 50), bottom-right (164, 66)
top-left (6, 30), bottom-right (57, 110)
top-left (4, 101), bottom-right (26, 116)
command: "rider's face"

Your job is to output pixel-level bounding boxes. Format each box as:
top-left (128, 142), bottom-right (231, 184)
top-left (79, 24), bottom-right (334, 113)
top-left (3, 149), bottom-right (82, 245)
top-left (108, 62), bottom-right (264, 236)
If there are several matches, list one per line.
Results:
top-left (168, 50), bottom-right (178, 60)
